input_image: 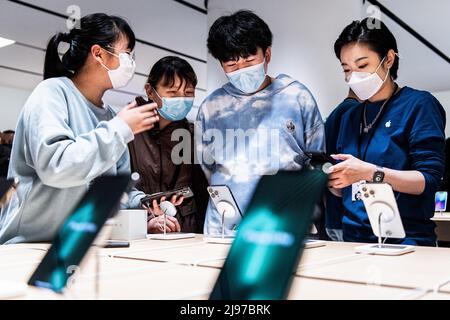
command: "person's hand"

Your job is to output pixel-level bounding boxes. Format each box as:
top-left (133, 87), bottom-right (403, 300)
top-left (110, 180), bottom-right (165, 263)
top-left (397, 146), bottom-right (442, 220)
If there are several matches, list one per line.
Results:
top-left (148, 215), bottom-right (181, 234)
top-left (117, 101), bottom-right (159, 135)
top-left (328, 154), bottom-right (376, 189)
top-left (142, 195), bottom-right (184, 234)
top-left (143, 195), bottom-right (184, 217)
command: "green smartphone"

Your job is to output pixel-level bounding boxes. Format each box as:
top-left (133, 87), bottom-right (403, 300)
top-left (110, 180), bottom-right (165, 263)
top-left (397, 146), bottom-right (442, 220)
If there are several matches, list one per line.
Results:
top-left (210, 168), bottom-right (327, 300)
top-left (28, 175), bottom-right (133, 293)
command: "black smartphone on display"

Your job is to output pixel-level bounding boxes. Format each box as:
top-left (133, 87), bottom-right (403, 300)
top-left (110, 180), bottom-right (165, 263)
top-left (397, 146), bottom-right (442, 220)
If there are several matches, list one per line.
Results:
top-left (140, 187), bottom-right (194, 208)
top-left (304, 151), bottom-right (337, 166)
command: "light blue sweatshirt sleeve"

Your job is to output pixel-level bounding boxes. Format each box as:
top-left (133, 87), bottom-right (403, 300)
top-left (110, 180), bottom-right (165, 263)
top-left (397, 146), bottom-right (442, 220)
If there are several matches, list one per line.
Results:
top-left (195, 103), bottom-right (214, 183)
top-left (116, 149), bottom-right (146, 209)
top-left (298, 87), bottom-right (326, 153)
top-left (23, 81), bottom-right (135, 189)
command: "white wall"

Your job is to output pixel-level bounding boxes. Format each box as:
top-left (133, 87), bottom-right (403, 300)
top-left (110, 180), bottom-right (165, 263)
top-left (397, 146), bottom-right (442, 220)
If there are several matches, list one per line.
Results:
top-left (433, 90), bottom-right (450, 138)
top-left (0, 86), bottom-right (30, 131)
top-left (0, 0), bottom-right (208, 125)
top-left (207, 0), bottom-right (363, 118)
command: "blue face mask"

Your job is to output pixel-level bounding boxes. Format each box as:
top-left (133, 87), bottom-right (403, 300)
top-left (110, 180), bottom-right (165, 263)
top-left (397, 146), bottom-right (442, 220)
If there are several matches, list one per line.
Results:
top-left (226, 60), bottom-right (267, 94)
top-left (154, 90), bottom-right (194, 121)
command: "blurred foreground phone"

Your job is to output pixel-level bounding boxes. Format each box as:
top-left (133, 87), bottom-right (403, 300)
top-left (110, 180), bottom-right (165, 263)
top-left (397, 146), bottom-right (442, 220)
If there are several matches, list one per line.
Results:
top-left (210, 168), bottom-right (328, 300)
top-left (435, 191), bottom-right (448, 212)
top-left (28, 175), bottom-right (133, 293)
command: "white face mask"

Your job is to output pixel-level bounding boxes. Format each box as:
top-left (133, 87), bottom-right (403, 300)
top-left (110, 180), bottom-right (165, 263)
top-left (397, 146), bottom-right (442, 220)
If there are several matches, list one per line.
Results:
top-left (99, 49), bottom-right (136, 89)
top-left (346, 57), bottom-right (390, 101)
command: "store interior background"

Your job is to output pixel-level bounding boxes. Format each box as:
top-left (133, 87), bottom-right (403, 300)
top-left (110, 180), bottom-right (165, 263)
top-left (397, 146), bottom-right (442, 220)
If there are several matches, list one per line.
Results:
top-left (0, 0), bottom-right (449, 137)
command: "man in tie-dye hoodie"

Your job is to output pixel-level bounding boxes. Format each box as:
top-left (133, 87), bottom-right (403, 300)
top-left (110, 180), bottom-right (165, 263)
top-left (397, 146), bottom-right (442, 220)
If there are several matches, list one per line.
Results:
top-left (196, 10), bottom-right (325, 235)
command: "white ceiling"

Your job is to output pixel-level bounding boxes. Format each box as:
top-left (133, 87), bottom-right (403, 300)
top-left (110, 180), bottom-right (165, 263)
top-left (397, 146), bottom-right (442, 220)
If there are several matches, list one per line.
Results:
top-left (0, 0), bottom-right (208, 108)
top-left (0, 0), bottom-right (449, 112)
top-left (365, 0), bottom-right (450, 92)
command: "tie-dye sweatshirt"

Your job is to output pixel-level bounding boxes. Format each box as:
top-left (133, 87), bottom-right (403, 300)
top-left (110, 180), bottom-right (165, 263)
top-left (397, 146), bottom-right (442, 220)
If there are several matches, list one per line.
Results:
top-left (196, 74), bottom-right (325, 235)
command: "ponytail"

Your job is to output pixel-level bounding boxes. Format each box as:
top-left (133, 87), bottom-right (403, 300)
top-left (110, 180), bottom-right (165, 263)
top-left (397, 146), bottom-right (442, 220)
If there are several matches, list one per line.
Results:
top-left (44, 33), bottom-right (73, 80)
top-left (43, 13), bottom-right (136, 81)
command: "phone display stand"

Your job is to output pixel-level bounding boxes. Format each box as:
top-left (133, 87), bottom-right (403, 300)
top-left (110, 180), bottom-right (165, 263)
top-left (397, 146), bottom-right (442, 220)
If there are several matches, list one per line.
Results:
top-left (0, 244), bottom-right (108, 300)
top-left (27, 231), bottom-right (109, 300)
top-left (147, 201), bottom-right (196, 240)
top-left (435, 209), bottom-right (448, 217)
top-left (354, 183), bottom-right (415, 256)
top-left (148, 233), bottom-right (196, 240)
top-left (203, 236), bottom-right (235, 244)
top-left (69, 220), bottom-right (114, 300)
top-left (305, 224), bottom-right (327, 249)
top-left (355, 243), bottom-right (415, 256)
top-left (304, 239), bottom-right (327, 249)
top-left (435, 209), bottom-right (448, 218)
top-left (204, 200), bottom-right (236, 244)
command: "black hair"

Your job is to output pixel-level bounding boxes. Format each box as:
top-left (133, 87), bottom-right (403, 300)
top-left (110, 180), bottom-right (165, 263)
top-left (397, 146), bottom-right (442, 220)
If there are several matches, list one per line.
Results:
top-left (2, 130), bottom-right (15, 135)
top-left (334, 18), bottom-right (399, 80)
top-left (44, 13), bottom-right (136, 80)
top-left (147, 56), bottom-right (197, 90)
top-left (207, 10), bottom-right (273, 62)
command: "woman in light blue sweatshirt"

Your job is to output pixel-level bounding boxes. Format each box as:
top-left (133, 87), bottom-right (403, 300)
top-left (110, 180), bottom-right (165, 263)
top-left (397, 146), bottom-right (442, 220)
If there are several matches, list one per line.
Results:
top-left (0, 14), bottom-right (159, 244)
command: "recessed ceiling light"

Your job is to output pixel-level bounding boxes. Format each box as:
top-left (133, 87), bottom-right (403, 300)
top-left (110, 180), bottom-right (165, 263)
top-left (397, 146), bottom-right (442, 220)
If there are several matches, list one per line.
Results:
top-left (0, 37), bottom-right (16, 48)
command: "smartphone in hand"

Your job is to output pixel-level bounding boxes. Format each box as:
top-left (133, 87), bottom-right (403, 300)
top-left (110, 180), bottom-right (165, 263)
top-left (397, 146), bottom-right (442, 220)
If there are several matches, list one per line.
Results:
top-left (304, 151), bottom-right (337, 166)
top-left (140, 187), bottom-right (194, 208)
top-left (135, 96), bottom-right (154, 107)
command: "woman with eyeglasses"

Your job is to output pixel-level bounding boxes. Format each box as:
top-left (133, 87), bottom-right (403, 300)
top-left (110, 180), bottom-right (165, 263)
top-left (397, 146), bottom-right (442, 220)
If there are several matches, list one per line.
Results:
top-left (0, 13), bottom-right (158, 244)
top-left (327, 18), bottom-right (446, 247)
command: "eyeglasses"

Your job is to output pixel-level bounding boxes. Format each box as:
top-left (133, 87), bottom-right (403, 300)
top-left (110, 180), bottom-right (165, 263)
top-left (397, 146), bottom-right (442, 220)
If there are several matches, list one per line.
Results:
top-left (104, 45), bottom-right (136, 60)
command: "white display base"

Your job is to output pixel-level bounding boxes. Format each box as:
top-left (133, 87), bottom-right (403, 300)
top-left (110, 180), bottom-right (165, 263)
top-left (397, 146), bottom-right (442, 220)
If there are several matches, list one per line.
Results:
top-left (0, 281), bottom-right (27, 299)
top-left (355, 243), bottom-right (415, 256)
top-left (147, 233), bottom-right (196, 240)
top-left (304, 239), bottom-right (327, 249)
top-left (431, 212), bottom-right (450, 221)
top-left (203, 236), bottom-right (235, 244)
